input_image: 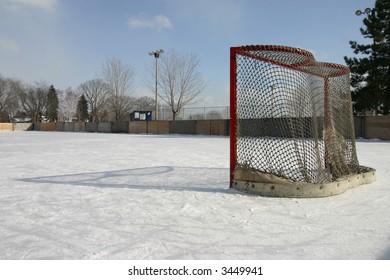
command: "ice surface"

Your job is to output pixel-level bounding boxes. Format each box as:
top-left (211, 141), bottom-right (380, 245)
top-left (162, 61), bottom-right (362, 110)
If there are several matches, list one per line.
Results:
top-left (0, 131), bottom-right (389, 259)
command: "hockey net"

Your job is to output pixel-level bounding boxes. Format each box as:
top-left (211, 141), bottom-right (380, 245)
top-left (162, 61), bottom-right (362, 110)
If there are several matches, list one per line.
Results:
top-left (230, 45), bottom-right (375, 197)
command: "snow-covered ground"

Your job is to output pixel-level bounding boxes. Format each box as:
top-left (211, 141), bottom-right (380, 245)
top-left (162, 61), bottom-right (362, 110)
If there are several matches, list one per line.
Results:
top-left (0, 131), bottom-right (389, 260)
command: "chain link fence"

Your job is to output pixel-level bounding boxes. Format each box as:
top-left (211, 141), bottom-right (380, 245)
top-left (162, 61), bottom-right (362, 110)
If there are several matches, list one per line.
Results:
top-left (156, 106), bottom-right (230, 120)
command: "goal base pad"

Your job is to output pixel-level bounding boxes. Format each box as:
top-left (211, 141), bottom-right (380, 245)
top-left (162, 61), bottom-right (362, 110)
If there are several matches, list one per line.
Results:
top-left (232, 166), bottom-right (376, 198)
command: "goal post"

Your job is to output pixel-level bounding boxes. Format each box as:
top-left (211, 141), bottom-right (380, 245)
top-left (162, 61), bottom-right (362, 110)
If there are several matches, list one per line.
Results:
top-left (230, 45), bottom-right (375, 197)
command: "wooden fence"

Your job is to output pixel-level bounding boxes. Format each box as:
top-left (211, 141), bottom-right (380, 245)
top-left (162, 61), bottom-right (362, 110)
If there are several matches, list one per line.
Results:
top-left (1, 116), bottom-right (389, 139)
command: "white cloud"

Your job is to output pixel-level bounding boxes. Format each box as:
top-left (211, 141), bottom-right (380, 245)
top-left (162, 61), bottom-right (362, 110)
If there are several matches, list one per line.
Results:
top-left (0, 37), bottom-right (19, 53)
top-left (0, 0), bottom-right (57, 12)
top-left (167, 0), bottom-right (242, 32)
top-left (128, 14), bottom-right (173, 31)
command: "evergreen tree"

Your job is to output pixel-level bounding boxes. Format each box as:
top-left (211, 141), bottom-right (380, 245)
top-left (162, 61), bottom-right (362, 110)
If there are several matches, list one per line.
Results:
top-left (46, 85), bottom-right (59, 121)
top-left (344, 0), bottom-right (390, 115)
top-left (76, 94), bottom-right (89, 121)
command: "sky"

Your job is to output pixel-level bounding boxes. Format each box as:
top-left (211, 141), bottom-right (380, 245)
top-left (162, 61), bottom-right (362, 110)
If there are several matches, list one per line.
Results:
top-left (0, 0), bottom-right (375, 106)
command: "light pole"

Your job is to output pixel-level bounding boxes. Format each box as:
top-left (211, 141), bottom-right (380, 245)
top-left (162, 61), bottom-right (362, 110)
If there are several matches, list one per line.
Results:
top-left (149, 49), bottom-right (164, 120)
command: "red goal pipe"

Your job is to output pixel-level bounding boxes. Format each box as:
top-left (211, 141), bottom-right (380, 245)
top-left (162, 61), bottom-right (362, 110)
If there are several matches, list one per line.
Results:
top-left (230, 47), bottom-right (239, 187)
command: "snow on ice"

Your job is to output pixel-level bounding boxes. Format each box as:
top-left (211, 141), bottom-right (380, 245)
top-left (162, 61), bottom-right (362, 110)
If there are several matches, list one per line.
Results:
top-left (0, 131), bottom-right (389, 259)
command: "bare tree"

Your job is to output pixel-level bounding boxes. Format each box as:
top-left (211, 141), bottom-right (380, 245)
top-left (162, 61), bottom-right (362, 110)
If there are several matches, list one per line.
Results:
top-left (149, 50), bottom-right (205, 120)
top-left (101, 58), bottom-right (136, 121)
top-left (206, 110), bottom-right (223, 119)
top-left (19, 83), bottom-right (48, 122)
top-left (0, 75), bottom-right (11, 114)
top-left (0, 75), bottom-right (22, 121)
top-left (134, 96), bottom-right (155, 111)
top-left (58, 87), bottom-right (79, 122)
top-left (5, 94), bottom-right (21, 121)
top-left (78, 79), bottom-right (108, 122)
